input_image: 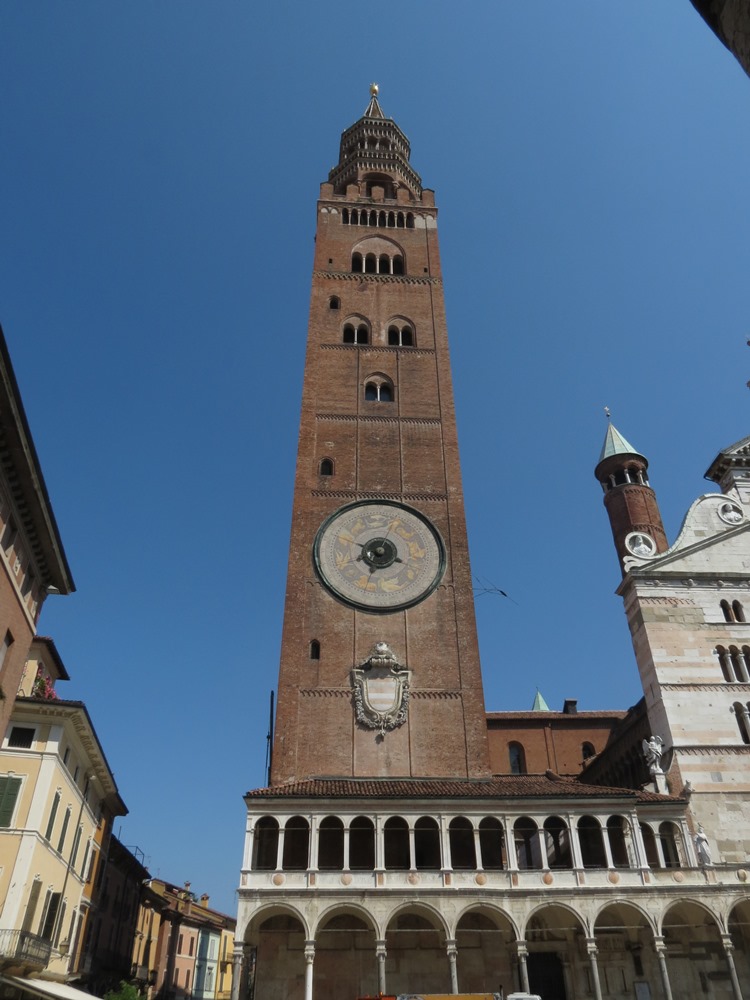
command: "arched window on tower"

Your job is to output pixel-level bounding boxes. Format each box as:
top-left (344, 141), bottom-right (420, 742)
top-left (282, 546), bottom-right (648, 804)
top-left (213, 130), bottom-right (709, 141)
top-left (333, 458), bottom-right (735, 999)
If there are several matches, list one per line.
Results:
top-left (319, 458), bottom-right (334, 477)
top-left (734, 702), bottom-right (750, 744)
top-left (309, 640), bottom-right (320, 660)
top-left (392, 255), bottom-right (404, 275)
top-left (343, 323), bottom-right (368, 345)
top-left (730, 646), bottom-right (750, 683)
top-left (508, 742), bottom-right (526, 775)
top-left (734, 600), bottom-right (746, 623)
top-left (388, 324), bottom-right (414, 347)
top-left (717, 646), bottom-right (733, 682)
top-left (329, 296), bottom-right (340, 310)
top-left (721, 600), bottom-right (735, 622)
top-left (351, 252), bottom-right (363, 272)
top-left (364, 376), bottom-right (394, 403)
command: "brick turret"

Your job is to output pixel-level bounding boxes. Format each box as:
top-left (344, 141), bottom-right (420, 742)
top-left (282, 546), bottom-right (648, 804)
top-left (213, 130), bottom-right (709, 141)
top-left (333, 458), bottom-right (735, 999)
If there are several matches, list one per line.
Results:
top-left (595, 421), bottom-right (668, 573)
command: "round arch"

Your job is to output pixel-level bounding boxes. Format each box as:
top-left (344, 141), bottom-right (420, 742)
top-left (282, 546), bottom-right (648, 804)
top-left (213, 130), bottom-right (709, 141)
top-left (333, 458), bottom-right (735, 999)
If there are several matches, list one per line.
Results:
top-left (312, 901), bottom-right (380, 938)
top-left (593, 898), bottom-right (656, 938)
top-left (452, 901), bottom-right (519, 941)
top-left (659, 897), bottom-right (724, 937)
top-left (243, 902), bottom-right (310, 944)
top-left (523, 900), bottom-right (589, 939)
top-left (454, 904), bottom-right (518, 996)
top-left (660, 899), bottom-right (730, 998)
top-left (313, 905), bottom-right (379, 1000)
top-left (728, 897), bottom-right (750, 994)
top-left (523, 902), bottom-right (589, 1000)
top-left (384, 899), bottom-right (451, 938)
top-left (248, 906), bottom-right (308, 1000)
top-left (385, 903), bottom-right (451, 996)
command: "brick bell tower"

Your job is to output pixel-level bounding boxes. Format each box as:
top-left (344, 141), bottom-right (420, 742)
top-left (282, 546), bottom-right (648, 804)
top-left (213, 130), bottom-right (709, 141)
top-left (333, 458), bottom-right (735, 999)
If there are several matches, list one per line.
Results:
top-left (594, 419), bottom-right (668, 573)
top-left (271, 85), bottom-right (490, 784)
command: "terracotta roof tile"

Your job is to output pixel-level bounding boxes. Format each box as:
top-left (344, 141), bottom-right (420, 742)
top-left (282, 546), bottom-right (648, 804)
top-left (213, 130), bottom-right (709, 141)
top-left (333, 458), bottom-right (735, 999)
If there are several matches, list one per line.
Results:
top-left (245, 775), bottom-right (680, 804)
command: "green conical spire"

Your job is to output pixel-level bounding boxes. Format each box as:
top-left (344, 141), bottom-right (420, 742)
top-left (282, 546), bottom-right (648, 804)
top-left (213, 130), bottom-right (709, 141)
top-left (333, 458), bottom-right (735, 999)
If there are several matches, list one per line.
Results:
top-left (598, 422), bottom-right (641, 464)
top-left (531, 689), bottom-right (550, 712)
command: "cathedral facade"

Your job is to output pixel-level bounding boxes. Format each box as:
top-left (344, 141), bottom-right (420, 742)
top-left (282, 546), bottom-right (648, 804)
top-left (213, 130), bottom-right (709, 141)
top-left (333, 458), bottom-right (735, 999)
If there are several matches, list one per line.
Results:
top-left (234, 90), bottom-right (750, 1000)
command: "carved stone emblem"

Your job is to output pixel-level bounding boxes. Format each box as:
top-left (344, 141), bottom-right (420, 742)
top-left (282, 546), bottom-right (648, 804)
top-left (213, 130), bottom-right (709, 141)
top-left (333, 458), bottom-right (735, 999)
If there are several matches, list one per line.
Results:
top-left (352, 642), bottom-right (411, 736)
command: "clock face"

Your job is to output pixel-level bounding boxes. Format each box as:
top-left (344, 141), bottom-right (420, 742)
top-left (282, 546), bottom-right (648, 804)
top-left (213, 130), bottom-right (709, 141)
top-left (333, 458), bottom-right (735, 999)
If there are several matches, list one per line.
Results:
top-left (314, 500), bottom-right (446, 611)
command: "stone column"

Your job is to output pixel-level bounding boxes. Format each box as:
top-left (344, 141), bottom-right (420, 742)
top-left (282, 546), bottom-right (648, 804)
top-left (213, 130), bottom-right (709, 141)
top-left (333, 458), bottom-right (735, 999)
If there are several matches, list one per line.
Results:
top-left (375, 815), bottom-right (385, 872)
top-left (652, 832), bottom-right (667, 870)
top-left (275, 825), bottom-right (285, 872)
top-left (408, 823), bottom-right (416, 872)
top-left (304, 941), bottom-right (315, 1000)
top-left (231, 947), bottom-right (243, 1000)
top-left (309, 816), bottom-right (319, 872)
top-left (586, 938), bottom-right (603, 1000)
top-left (561, 958), bottom-right (574, 1000)
top-left (567, 814), bottom-right (584, 871)
top-left (440, 816), bottom-right (452, 871)
top-left (473, 827), bottom-right (484, 870)
top-left (446, 939), bottom-right (459, 994)
top-left (504, 817), bottom-right (518, 871)
top-left (630, 811), bottom-right (648, 869)
top-left (375, 940), bottom-right (387, 995)
top-left (721, 934), bottom-right (744, 1000)
top-left (536, 826), bottom-right (549, 869)
top-left (243, 824), bottom-right (256, 870)
top-left (343, 821), bottom-right (350, 872)
top-left (515, 941), bottom-right (530, 994)
top-left (601, 821), bottom-right (615, 870)
top-left (654, 937), bottom-right (674, 1000)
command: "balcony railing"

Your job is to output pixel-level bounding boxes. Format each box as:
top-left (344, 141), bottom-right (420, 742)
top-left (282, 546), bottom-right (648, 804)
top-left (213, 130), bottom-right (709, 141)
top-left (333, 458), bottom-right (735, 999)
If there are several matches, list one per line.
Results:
top-left (0, 929), bottom-right (52, 970)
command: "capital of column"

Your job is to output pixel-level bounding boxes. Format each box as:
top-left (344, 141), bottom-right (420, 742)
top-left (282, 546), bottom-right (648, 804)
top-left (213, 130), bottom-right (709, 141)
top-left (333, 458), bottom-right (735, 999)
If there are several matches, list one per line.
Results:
top-left (721, 933), bottom-right (735, 954)
top-left (304, 941), bottom-right (316, 964)
top-left (653, 935), bottom-right (667, 956)
top-left (446, 938), bottom-right (458, 959)
top-left (585, 937), bottom-right (599, 957)
top-left (375, 940), bottom-right (387, 959)
top-left (514, 940), bottom-right (529, 959)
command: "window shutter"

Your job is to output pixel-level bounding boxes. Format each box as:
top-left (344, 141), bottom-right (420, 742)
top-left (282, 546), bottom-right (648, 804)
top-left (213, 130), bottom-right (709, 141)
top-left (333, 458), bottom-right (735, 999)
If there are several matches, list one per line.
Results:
top-left (21, 879), bottom-right (42, 932)
top-left (0, 776), bottom-right (22, 827)
top-left (44, 791), bottom-right (60, 840)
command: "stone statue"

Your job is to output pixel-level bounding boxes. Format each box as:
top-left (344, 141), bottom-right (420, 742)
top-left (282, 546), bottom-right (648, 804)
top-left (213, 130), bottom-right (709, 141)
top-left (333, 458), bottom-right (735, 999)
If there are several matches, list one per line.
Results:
top-left (641, 735), bottom-right (664, 774)
top-left (695, 825), bottom-right (712, 866)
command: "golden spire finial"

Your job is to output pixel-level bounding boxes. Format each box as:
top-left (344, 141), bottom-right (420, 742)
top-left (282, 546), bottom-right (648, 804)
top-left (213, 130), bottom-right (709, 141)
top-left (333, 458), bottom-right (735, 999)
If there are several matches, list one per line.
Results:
top-left (370, 82), bottom-right (379, 97)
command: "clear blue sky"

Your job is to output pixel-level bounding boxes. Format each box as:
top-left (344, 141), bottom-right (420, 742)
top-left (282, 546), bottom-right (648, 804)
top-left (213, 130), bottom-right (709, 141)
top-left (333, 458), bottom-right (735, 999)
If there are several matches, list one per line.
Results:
top-left (1, 3), bottom-right (747, 915)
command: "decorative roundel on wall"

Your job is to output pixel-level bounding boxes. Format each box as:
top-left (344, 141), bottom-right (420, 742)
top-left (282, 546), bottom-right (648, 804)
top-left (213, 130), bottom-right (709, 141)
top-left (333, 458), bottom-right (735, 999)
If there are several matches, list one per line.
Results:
top-left (718, 501), bottom-right (744, 526)
top-left (624, 531), bottom-right (657, 558)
